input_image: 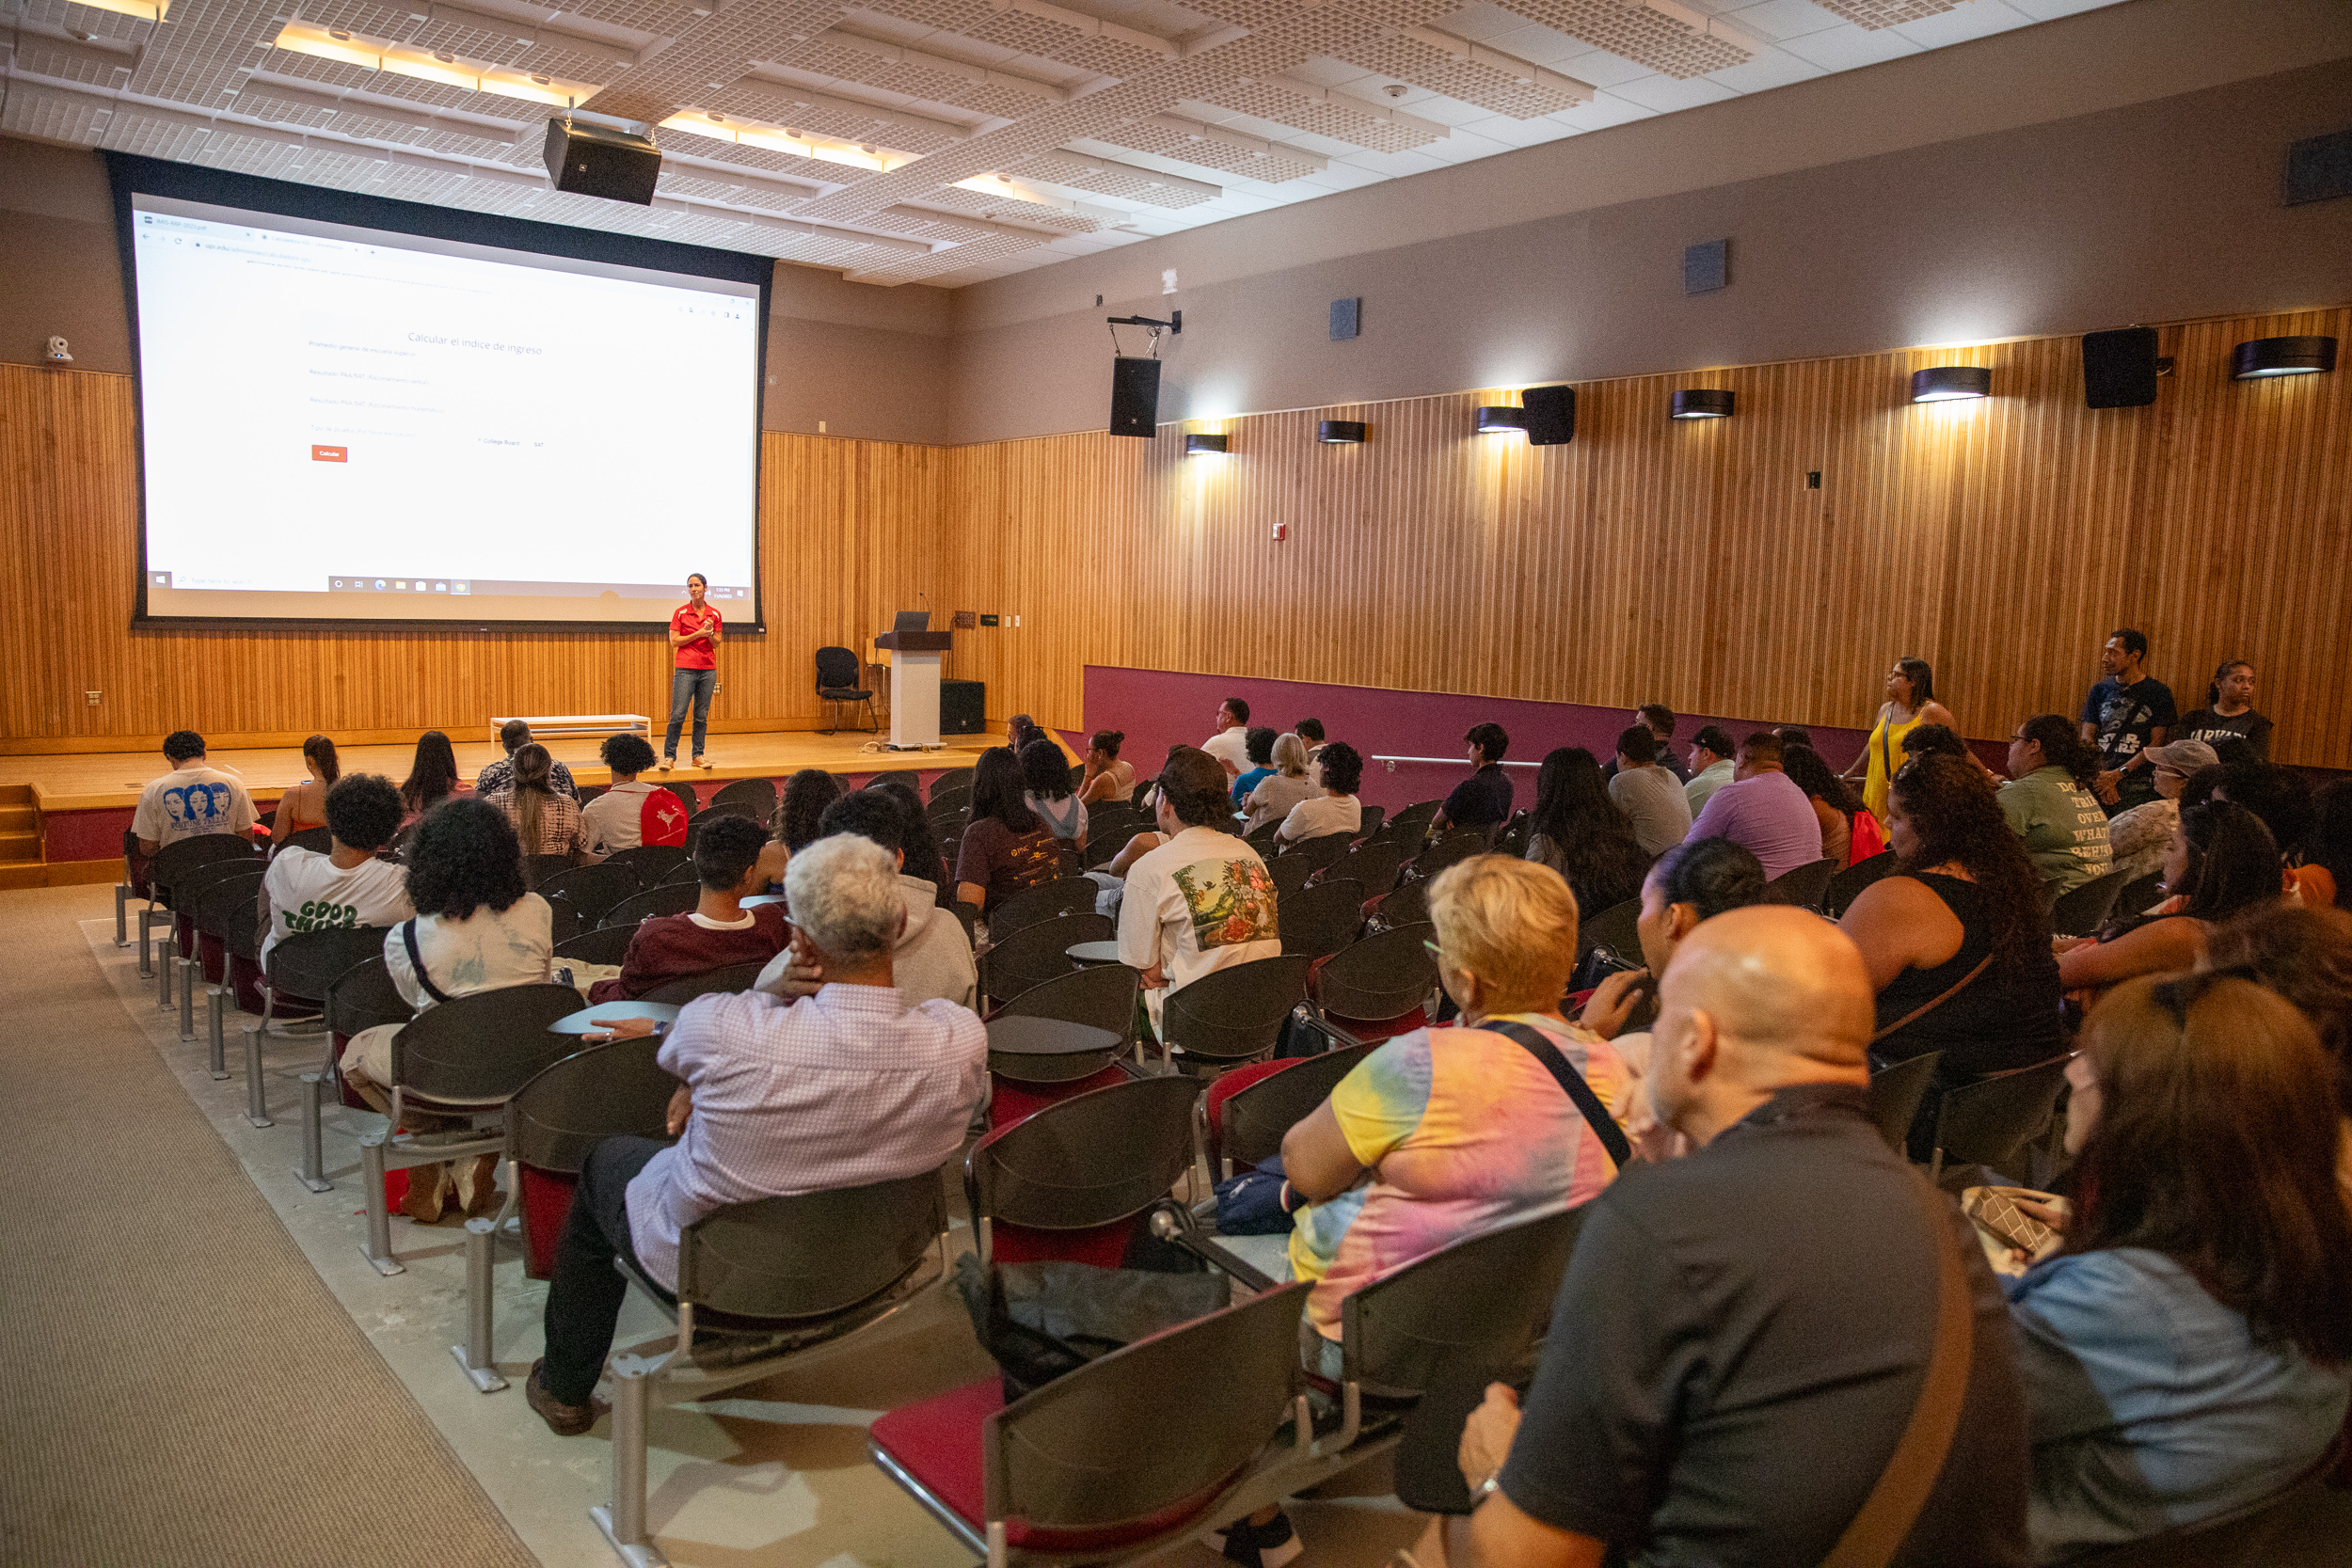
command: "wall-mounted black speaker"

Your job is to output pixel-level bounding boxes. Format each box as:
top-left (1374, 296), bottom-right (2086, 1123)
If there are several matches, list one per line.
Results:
top-left (1109, 356), bottom-right (1160, 437)
top-left (1522, 384), bottom-right (1576, 446)
top-left (544, 118), bottom-right (661, 205)
top-left (940, 679), bottom-right (986, 736)
top-left (2083, 326), bottom-right (2159, 409)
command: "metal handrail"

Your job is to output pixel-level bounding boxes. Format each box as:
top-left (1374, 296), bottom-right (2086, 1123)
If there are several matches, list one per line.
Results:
top-left (1367, 754), bottom-right (1541, 770)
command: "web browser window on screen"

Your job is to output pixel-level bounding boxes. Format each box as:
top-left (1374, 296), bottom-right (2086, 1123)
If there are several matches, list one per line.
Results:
top-left (128, 192), bottom-right (761, 624)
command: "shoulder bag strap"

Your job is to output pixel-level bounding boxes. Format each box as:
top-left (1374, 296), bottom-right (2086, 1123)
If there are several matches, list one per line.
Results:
top-left (1820, 1175), bottom-right (1977, 1568)
top-left (1485, 1021), bottom-right (1632, 1170)
top-left (1868, 951), bottom-right (1994, 1046)
top-left (399, 919), bottom-right (453, 1006)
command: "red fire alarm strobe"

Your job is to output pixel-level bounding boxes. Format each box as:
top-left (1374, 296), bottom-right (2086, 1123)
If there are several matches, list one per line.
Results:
top-left (1272, 522), bottom-right (1287, 542)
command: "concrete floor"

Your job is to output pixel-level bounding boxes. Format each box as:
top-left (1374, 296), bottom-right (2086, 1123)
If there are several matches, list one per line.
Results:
top-left (54, 881), bottom-right (1422, 1568)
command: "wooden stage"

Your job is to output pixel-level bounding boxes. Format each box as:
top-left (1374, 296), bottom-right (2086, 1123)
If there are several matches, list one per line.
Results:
top-left (0, 728), bottom-right (1021, 887)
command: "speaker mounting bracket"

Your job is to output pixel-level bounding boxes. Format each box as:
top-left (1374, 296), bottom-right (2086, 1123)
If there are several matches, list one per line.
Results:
top-left (1106, 312), bottom-right (1180, 333)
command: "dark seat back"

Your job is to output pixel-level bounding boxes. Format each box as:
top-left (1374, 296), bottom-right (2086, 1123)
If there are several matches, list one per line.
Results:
top-left (639, 961), bottom-right (768, 1005)
top-left (1311, 927), bottom-right (1435, 1023)
top-left (680, 1165), bottom-right (946, 1322)
top-left (1279, 878), bottom-right (1364, 958)
top-left (984, 1283), bottom-right (1309, 1533)
top-left (1934, 1055), bottom-right (2073, 1175)
top-left (1575, 897), bottom-right (1642, 970)
top-left (2112, 870), bottom-right (2166, 923)
top-left (969, 1074), bottom-right (1200, 1234)
top-left (539, 862), bottom-right (644, 925)
top-left (605, 845), bottom-right (691, 883)
top-left (988, 877), bottom-right (1104, 941)
top-left (929, 768), bottom-right (975, 801)
top-left (1219, 1042), bottom-right (1375, 1167)
top-left (507, 1034), bottom-right (679, 1174)
top-left (995, 963), bottom-right (1142, 1054)
top-left (388, 984), bottom-right (586, 1105)
top-left (1370, 878), bottom-right (1430, 932)
top-left (278, 826), bottom-right (333, 857)
top-left (327, 956), bottom-right (412, 1038)
top-left (1335, 838), bottom-right (1404, 898)
top-left (1492, 810), bottom-right (1534, 860)
top-left (1341, 1205), bottom-right (1590, 1398)
top-left (1867, 1051), bottom-right (1945, 1155)
top-left (1409, 830), bottom-right (1489, 882)
top-left (1355, 805), bottom-right (1386, 839)
top-left (602, 882), bottom-right (703, 928)
top-left (268, 925), bottom-right (398, 1004)
top-left (1161, 955), bottom-right (1313, 1066)
top-left (815, 645), bottom-right (866, 692)
top-left (552, 926), bottom-right (637, 967)
top-left (1823, 850), bottom-right (1899, 917)
top-left (2050, 867), bottom-right (2132, 938)
top-left (151, 836), bottom-right (264, 910)
top-left (522, 852), bottom-right (575, 889)
top-left (1758, 858), bottom-right (1836, 910)
top-left (709, 776), bottom-right (779, 819)
top-left (982, 912), bottom-right (1113, 1006)
top-left (195, 867), bottom-right (267, 939)
top-left (1245, 820), bottom-right (1281, 855)
top-left (1270, 852), bottom-right (1320, 897)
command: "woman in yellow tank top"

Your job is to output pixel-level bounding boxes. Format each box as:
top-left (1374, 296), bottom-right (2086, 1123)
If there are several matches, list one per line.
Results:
top-left (1844, 658), bottom-right (1955, 825)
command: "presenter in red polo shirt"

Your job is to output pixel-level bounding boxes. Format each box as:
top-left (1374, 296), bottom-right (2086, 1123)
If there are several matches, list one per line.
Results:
top-left (662, 573), bottom-right (723, 770)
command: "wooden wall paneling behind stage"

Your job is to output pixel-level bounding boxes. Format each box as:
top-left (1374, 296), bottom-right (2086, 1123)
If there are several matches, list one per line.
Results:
top-left (6, 303), bottom-right (2347, 766)
top-left (928, 306), bottom-right (2351, 768)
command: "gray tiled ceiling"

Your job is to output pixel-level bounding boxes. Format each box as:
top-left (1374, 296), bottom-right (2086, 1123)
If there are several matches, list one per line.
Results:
top-left (1, 0), bottom-right (2127, 286)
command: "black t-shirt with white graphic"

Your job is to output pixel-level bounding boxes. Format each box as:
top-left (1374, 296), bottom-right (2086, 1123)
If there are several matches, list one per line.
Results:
top-left (2079, 676), bottom-right (2178, 770)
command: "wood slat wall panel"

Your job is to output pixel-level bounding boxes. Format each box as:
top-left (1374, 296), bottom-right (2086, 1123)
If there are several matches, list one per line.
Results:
top-left (6, 304), bottom-right (2347, 766)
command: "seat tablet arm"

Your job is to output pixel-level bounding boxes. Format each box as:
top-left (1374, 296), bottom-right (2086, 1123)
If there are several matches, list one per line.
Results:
top-left (1151, 1203), bottom-right (1279, 1294)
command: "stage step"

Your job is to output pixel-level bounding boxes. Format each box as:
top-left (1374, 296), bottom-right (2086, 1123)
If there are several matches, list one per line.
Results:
top-left (0, 788), bottom-right (38, 864)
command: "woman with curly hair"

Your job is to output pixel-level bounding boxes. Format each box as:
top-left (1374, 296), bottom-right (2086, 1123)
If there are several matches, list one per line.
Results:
top-left (773, 768), bottom-right (842, 854)
top-left (1522, 747), bottom-right (1646, 918)
top-left (1841, 753), bottom-right (2063, 1151)
top-left (343, 798), bottom-right (553, 1221)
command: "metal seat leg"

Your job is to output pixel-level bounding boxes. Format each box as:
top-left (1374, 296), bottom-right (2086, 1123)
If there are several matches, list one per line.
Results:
top-left (116, 884), bottom-right (131, 946)
top-left (157, 934), bottom-right (175, 1008)
top-left (592, 1358), bottom-right (667, 1566)
top-left (208, 988), bottom-right (230, 1079)
top-left (244, 1023), bottom-right (274, 1128)
top-left (451, 1217), bottom-right (510, 1392)
top-left (294, 1073), bottom-right (332, 1193)
top-left (179, 955), bottom-right (199, 1041)
top-left (358, 1134), bottom-right (405, 1276)
top-left (139, 908), bottom-right (159, 976)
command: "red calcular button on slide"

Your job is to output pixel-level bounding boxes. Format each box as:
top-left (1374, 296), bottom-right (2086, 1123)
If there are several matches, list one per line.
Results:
top-left (311, 444), bottom-right (348, 462)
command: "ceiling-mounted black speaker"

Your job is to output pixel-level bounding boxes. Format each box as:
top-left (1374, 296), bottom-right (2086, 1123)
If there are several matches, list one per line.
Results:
top-left (2083, 326), bottom-right (2160, 409)
top-left (1109, 356), bottom-right (1160, 437)
top-left (1522, 383), bottom-right (1575, 446)
top-left (544, 117), bottom-right (661, 205)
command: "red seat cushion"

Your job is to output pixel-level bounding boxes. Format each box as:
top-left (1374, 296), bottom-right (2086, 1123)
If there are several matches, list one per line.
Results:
top-left (199, 930), bottom-right (229, 986)
top-left (230, 954), bottom-right (267, 1016)
top-left (868, 1377), bottom-right (1239, 1551)
top-left (989, 1066), bottom-right (1129, 1131)
top-left (988, 1217), bottom-right (1143, 1269)
top-left (1320, 1006), bottom-right (1426, 1046)
top-left (519, 1164), bottom-right (577, 1280)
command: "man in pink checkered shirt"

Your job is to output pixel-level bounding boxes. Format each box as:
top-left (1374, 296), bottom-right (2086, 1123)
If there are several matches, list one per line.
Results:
top-left (527, 833), bottom-right (986, 1433)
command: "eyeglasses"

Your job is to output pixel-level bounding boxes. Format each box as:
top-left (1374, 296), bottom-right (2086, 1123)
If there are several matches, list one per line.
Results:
top-left (1422, 939), bottom-right (1443, 960)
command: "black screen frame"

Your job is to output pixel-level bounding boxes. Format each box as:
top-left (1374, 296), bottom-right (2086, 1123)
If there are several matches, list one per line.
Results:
top-left (106, 150), bottom-right (771, 633)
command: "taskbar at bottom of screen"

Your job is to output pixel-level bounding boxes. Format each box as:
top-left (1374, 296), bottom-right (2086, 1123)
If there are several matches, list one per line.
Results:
top-left (142, 571), bottom-right (752, 602)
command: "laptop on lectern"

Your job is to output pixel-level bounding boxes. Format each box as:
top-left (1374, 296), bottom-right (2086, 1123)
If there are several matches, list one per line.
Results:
top-left (893, 610), bottom-right (930, 633)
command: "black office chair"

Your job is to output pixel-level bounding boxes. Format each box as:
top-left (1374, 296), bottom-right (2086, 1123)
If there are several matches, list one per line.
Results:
top-left (817, 645), bottom-right (878, 735)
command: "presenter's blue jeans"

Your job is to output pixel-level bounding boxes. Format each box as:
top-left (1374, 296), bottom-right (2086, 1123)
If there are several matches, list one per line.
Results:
top-left (666, 668), bottom-right (715, 759)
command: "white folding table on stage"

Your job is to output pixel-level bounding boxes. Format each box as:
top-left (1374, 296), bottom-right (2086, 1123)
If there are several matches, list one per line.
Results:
top-left (874, 628), bottom-right (953, 749)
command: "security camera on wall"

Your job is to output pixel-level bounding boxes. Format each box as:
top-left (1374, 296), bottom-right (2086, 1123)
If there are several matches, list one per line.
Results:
top-left (45, 336), bottom-right (74, 365)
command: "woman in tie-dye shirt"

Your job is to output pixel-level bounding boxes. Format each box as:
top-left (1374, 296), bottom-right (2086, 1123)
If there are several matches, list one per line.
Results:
top-left (1281, 855), bottom-right (1628, 1353)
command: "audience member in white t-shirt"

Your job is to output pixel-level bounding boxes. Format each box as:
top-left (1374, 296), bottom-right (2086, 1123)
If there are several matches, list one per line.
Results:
top-left (581, 733), bottom-right (666, 855)
top-left (1295, 718), bottom-right (1327, 787)
top-left (258, 773), bottom-right (414, 962)
top-left (1120, 747), bottom-right (1282, 1037)
top-left (1276, 741), bottom-right (1365, 847)
top-left (132, 729), bottom-right (257, 858)
top-left (1200, 696), bottom-right (1255, 779)
top-left (342, 798), bottom-right (553, 1221)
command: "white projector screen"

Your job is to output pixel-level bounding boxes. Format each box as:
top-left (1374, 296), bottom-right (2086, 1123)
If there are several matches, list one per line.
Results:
top-left (126, 192), bottom-right (762, 625)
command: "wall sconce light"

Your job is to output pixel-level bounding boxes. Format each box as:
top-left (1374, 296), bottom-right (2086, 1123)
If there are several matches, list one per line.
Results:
top-left (1910, 365), bottom-right (1991, 403)
top-left (1474, 405), bottom-right (1527, 436)
top-left (1184, 433), bottom-right (1230, 455)
top-left (1670, 388), bottom-right (1734, 420)
top-left (1317, 420), bottom-right (1366, 444)
top-left (2231, 336), bottom-right (2337, 379)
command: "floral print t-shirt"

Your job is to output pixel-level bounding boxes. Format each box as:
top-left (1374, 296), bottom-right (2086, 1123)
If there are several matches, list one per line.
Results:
top-left (1116, 826), bottom-right (1280, 1035)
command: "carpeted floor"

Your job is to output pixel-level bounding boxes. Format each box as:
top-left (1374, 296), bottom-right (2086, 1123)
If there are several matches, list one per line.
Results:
top-left (0, 884), bottom-right (540, 1568)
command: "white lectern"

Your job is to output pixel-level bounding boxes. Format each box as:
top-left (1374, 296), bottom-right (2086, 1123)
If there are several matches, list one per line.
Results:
top-left (875, 628), bottom-right (953, 750)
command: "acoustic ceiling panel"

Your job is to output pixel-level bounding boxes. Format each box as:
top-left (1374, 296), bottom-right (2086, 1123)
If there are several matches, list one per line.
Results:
top-left (1194, 78), bottom-right (1442, 153)
top-left (708, 76), bottom-right (965, 152)
top-left (767, 35), bottom-right (1057, 119)
top-left (1014, 149), bottom-right (1217, 207)
top-left (864, 0), bottom-right (1168, 78)
top-left (912, 182), bottom-right (1098, 231)
top-left (1487, 0), bottom-right (1751, 79)
top-left (1808, 0), bottom-right (1966, 25)
top-left (1089, 118), bottom-right (1324, 182)
top-left (1329, 35), bottom-right (1591, 119)
top-left (580, 0), bottom-right (851, 123)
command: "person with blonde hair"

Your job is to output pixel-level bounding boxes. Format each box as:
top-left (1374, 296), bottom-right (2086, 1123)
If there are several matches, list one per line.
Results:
top-left (1242, 731), bottom-right (1320, 834)
top-left (2005, 972), bottom-right (2352, 1560)
top-left (1214, 856), bottom-right (1629, 1568)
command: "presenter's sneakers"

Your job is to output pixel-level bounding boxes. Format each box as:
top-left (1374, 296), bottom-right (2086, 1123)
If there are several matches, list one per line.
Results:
top-left (658, 756), bottom-right (674, 771)
top-left (693, 754), bottom-right (711, 769)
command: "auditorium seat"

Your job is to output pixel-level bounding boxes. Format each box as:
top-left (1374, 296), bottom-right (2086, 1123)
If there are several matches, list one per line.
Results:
top-left (982, 877), bottom-right (1100, 942)
top-left (1278, 878), bottom-right (1363, 958)
top-left (866, 1283), bottom-right (1314, 1568)
top-left (980, 912), bottom-right (1111, 1012)
top-left (599, 883), bottom-right (700, 928)
top-left (637, 960), bottom-right (766, 1005)
top-left (992, 963), bottom-right (1140, 1058)
top-left (450, 1034), bottom-right (675, 1392)
top-left (1149, 956), bottom-right (1311, 1075)
top-left (246, 926), bottom-right (396, 1126)
top-left (1296, 927), bottom-right (1436, 1050)
top-left (815, 645), bottom-right (878, 735)
top-left (967, 1074), bottom-right (1200, 1269)
top-left (1198, 1040), bottom-right (1374, 1181)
